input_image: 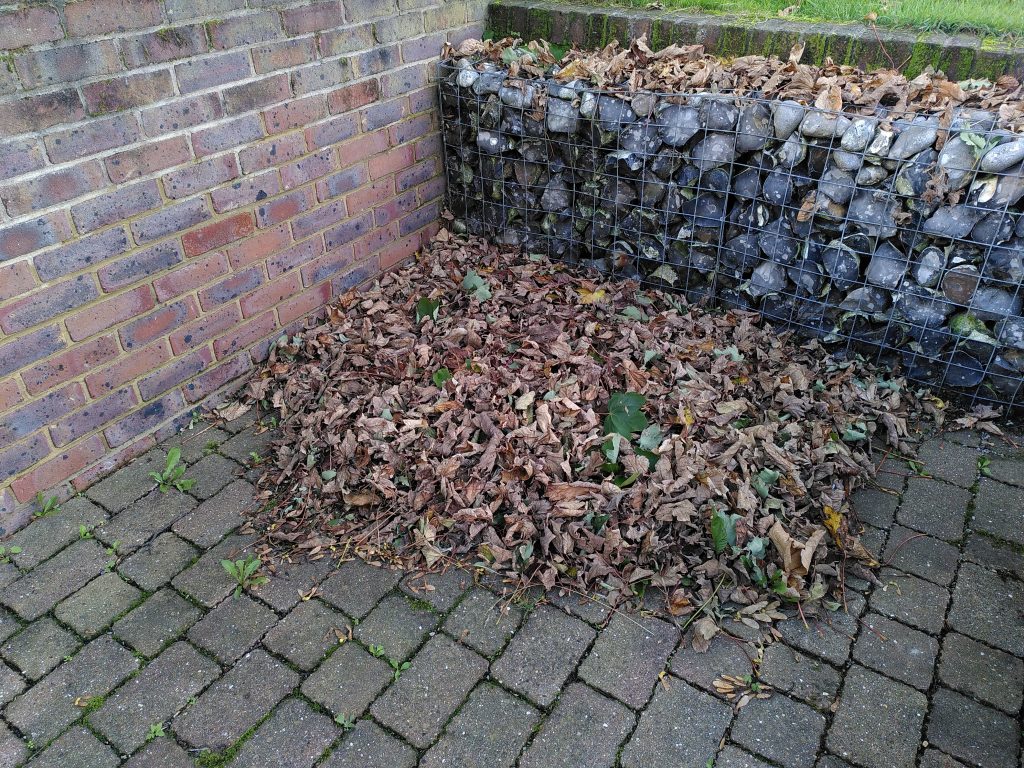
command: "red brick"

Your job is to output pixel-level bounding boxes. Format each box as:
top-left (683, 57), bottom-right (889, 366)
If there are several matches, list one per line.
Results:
top-left (213, 310), bottom-right (276, 359)
top-left (212, 171), bottom-right (282, 214)
top-left (86, 340), bottom-right (172, 397)
top-left (336, 130), bottom-right (390, 166)
top-left (183, 353), bottom-right (252, 404)
top-left (291, 198), bottom-right (346, 240)
top-left (70, 433), bottom-right (155, 493)
top-left (198, 266), bottom-right (264, 310)
top-left (278, 280), bottom-right (331, 324)
top-left (328, 79), bottom-right (379, 114)
top-left (301, 244), bottom-right (354, 286)
top-left (50, 387), bottom-right (139, 447)
top-left (209, 12), bottom-right (283, 50)
top-left (1, 276), bottom-right (99, 335)
top-left (280, 149), bottom-right (336, 191)
top-left (0, 384), bottom-right (86, 444)
top-left (267, 237), bottom-right (324, 277)
top-left (140, 93), bottom-right (223, 136)
top-left (291, 57), bottom-right (353, 97)
top-left (0, 433), bottom-right (51, 486)
top-left (253, 37), bottom-right (317, 73)
top-left (362, 96), bottom-right (409, 132)
top-left (99, 241), bottom-right (184, 292)
top-left (225, 224), bottom-right (290, 269)
top-left (106, 136), bottom-right (192, 184)
top-left (415, 132), bottom-right (442, 162)
top-left (71, 179), bottom-right (161, 234)
top-left (325, 210), bottom-right (375, 251)
top-left (222, 74), bottom-right (291, 116)
top-left (15, 40), bottom-right (122, 89)
top-left (163, 154), bottom-right (239, 200)
top-left (131, 199), bottom-right (211, 244)
top-left (317, 164), bottom-right (367, 201)
top-left (191, 114), bottom-right (265, 158)
top-left (119, 297), bottom-right (199, 350)
top-left (396, 156), bottom-right (438, 192)
top-left (21, 335), bottom-right (121, 395)
top-left (305, 113), bottom-right (359, 151)
top-left (0, 261), bottom-right (38, 303)
top-left (240, 271), bottom-right (301, 318)
top-left (0, 138), bottom-right (47, 182)
top-left (169, 303), bottom-right (241, 355)
top-left (68, 285), bottom-right (155, 342)
top-left (0, 378), bottom-right (23, 412)
top-left (417, 174), bottom-right (444, 206)
top-left (379, 63), bottom-right (429, 98)
top-left (11, 435), bottom-right (106, 503)
top-left (399, 200), bottom-right (440, 237)
top-left (369, 144), bottom-right (415, 180)
top-left (373, 14), bottom-right (423, 45)
top-left (256, 187), bottom-right (315, 229)
top-left (239, 133), bottom-right (307, 174)
top-left (346, 178), bottom-right (394, 213)
top-left (0, 213), bottom-right (72, 261)
top-left (65, 0), bottom-right (164, 36)
top-left (0, 90), bottom-right (85, 135)
top-left (153, 252), bottom-right (229, 301)
top-left (182, 212), bottom-right (255, 257)
top-left (82, 71), bottom-right (174, 115)
top-left (0, 326), bottom-right (67, 379)
top-left (282, 1), bottom-right (342, 34)
top-left (0, 161), bottom-right (107, 218)
top-left (390, 112), bottom-right (434, 146)
top-left (350, 45), bottom-right (400, 79)
top-left (122, 24), bottom-right (209, 67)
top-left (317, 22), bottom-right (374, 56)
top-left (34, 227), bottom-right (131, 282)
top-left (103, 390), bottom-right (186, 448)
top-left (400, 32), bottom-right (447, 63)
top-left (43, 114), bottom-right (138, 165)
top-left (264, 95), bottom-right (328, 135)
top-left (352, 222), bottom-right (396, 260)
top-left (374, 189), bottom-right (417, 227)
top-left (138, 347), bottom-right (213, 401)
top-left (408, 85), bottom-right (436, 114)
top-left (0, 7), bottom-right (63, 49)
top-left (174, 52), bottom-right (252, 95)
top-left (331, 255), bottom-right (379, 294)
top-left (380, 231), bottom-right (420, 270)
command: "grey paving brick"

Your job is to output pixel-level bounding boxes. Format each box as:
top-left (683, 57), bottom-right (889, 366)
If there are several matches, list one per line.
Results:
top-left (869, 568), bottom-right (949, 633)
top-left (963, 533), bottom-right (1024, 578)
top-left (758, 643), bottom-right (840, 711)
top-left (171, 479), bottom-right (255, 548)
top-left (858, 524), bottom-right (888, 563)
top-left (95, 489), bottom-right (196, 553)
top-left (112, 588), bottom-right (203, 657)
top-left (163, 426), bottom-right (231, 465)
top-left (187, 593), bottom-right (277, 663)
top-left (546, 589), bottom-right (614, 625)
top-left (621, 678), bottom-right (732, 768)
top-left (4, 635), bottom-right (138, 744)
top-left (171, 533), bottom-right (257, 607)
top-left (230, 697), bottom-right (339, 768)
top-left (881, 524), bottom-right (959, 585)
top-left (852, 613), bottom-right (938, 690)
top-left (26, 726), bottom-right (119, 768)
top-left (371, 633), bottom-right (488, 749)
top-left (850, 487), bottom-right (898, 528)
top-left (918, 749), bottom-right (970, 768)
top-left (519, 682), bottom-right (635, 768)
top-left (443, 587), bottom-right (522, 656)
top-left (578, 613), bottom-right (677, 709)
top-left (717, 745), bottom-right (776, 768)
top-left (421, 683), bottom-right (539, 768)
top-left (926, 688), bottom-right (1019, 768)
top-left (916, 438), bottom-right (978, 487)
top-left (670, 633), bottom-right (756, 694)
top-left (174, 648), bottom-right (299, 751)
top-left (300, 640), bottom-right (392, 717)
top-left (816, 756), bottom-right (856, 768)
top-left (938, 632), bottom-right (1024, 714)
top-left (1, 539), bottom-right (109, 620)
top-left (354, 593), bottom-right (439, 661)
top-left (0, 659), bottom-right (25, 705)
top-left (84, 449), bottom-right (167, 512)
top-left (0, 606), bottom-right (18, 644)
top-left (896, 477), bottom-right (970, 541)
top-left (400, 567), bottom-right (472, 612)
top-left (0, 562), bottom-right (19, 591)
top-left (948, 562), bottom-right (1024, 655)
top-left (983, 455), bottom-right (1024, 487)
top-left (319, 558), bottom-right (403, 618)
top-left (0, 721), bottom-right (28, 768)
top-left (1, 617), bottom-right (79, 680)
top-left (89, 641), bottom-right (221, 752)
top-left (6, 496), bottom-right (108, 569)
top-left (117, 532), bottom-right (198, 591)
top-left (320, 720), bottom-right (416, 768)
top-left (222, 409), bottom-right (258, 433)
top-left (219, 426), bottom-right (275, 464)
top-left (491, 605), bottom-right (595, 707)
top-left (122, 737), bottom-right (194, 768)
top-left (187, 453), bottom-right (240, 500)
top-left (825, 665), bottom-right (926, 768)
top-left (250, 556), bottom-right (334, 612)
top-left (775, 593), bottom-right (865, 665)
top-left (972, 478), bottom-right (1024, 546)
top-left (53, 571), bottom-right (142, 638)
top-left (263, 599), bottom-right (346, 670)
top-left (731, 693), bottom-right (826, 768)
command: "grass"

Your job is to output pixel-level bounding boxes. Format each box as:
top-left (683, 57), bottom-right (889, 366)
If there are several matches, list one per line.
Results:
top-left (602, 0), bottom-right (1024, 40)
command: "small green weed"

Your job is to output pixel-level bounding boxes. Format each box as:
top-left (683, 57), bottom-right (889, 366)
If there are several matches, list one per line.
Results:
top-left (146, 722), bottom-right (165, 741)
top-left (978, 456), bottom-right (992, 477)
top-left (149, 447), bottom-right (195, 493)
top-left (388, 658), bottom-right (410, 681)
top-left (248, 451), bottom-right (263, 466)
top-left (79, 524), bottom-right (94, 540)
top-left (334, 713), bottom-right (357, 730)
top-left (368, 644), bottom-right (386, 658)
top-left (34, 492), bottom-right (61, 518)
top-left (220, 555), bottom-right (268, 597)
top-left (0, 545), bottom-right (22, 564)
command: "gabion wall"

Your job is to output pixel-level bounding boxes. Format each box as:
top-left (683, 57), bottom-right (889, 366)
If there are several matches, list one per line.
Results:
top-left (438, 59), bottom-right (1024, 407)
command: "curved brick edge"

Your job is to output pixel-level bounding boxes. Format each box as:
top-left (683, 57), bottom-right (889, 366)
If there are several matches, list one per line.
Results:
top-left (486, 0), bottom-right (1024, 80)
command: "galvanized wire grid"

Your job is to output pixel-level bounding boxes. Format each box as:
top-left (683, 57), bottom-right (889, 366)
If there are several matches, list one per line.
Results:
top-left (437, 59), bottom-right (1024, 407)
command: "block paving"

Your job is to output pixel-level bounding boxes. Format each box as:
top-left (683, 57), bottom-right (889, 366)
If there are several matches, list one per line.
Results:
top-left (0, 418), bottom-right (1022, 767)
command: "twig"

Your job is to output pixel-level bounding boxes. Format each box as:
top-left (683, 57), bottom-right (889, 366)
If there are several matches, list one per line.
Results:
top-left (678, 576), bottom-right (727, 634)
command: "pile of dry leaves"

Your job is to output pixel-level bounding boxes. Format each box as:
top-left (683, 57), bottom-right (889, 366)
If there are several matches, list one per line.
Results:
top-left (240, 232), bottom-right (971, 625)
top-left (448, 36), bottom-right (1024, 130)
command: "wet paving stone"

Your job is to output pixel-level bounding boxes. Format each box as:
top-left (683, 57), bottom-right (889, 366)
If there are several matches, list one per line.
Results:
top-left (882, 524), bottom-right (960, 586)
top-left (982, 456), bottom-right (1024, 487)
top-left (230, 697), bottom-right (339, 768)
top-left (850, 487), bottom-right (899, 528)
top-left (896, 477), bottom-right (970, 541)
top-left (263, 599), bottom-right (347, 670)
top-left (371, 633), bottom-right (488, 749)
top-left (937, 632), bottom-right (1024, 714)
top-left (320, 720), bottom-right (416, 768)
top-left (27, 726), bottom-right (119, 768)
top-left (731, 693), bottom-right (826, 768)
top-left (491, 605), bottom-right (596, 707)
top-left (89, 641), bottom-right (221, 752)
top-left (95, 489), bottom-right (196, 553)
top-left (826, 665), bottom-right (927, 768)
top-left (174, 648), bottom-right (299, 751)
top-left (717, 745), bottom-right (777, 768)
top-left (0, 606), bottom-right (18, 644)
top-left (171, 479), bottom-right (254, 549)
top-left (758, 642), bottom-right (841, 711)
top-left (852, 613), bottom-right (938, 691)
top-left (442, 587), bottom-right (523, 656)
top-left (117, 531), bottom-right (198, 591)
top-left (869, 568), bottom-right (949, 633)
top-left (300, 640), bottom-right (392, 718)
top-left (578, 613), bottom-right (677, 708)
top-left (0, 659), bottom-right (25, 705)
top-left (54, 571), bottom-right (142, 638)
top-left (319, 558), bottom-right (403, 618)
top-left (122, 737), bottom-right (194, 768)
top-left (399, 567), bottom-right (473, 612)
top-left (972, 478), bottom-right (1024, 546)
top-left (926, 688), bottom-right (1020, 768)
top-left (519, 682), bottom-right (635, 768)
top-left (918, 748), bottom-right (970, 768)
top-left (1, 616), bottom-right (79, 681)
top-left (916, 438), bottom-right (978, 488)
top-left (0, 721), bottom-right (28, 768)
top-left (5, 497), bottom-right (107, 569)
top-left (111, 588), bottom-right (202, 657)
top-left (621, 677), bottom-right (732, 768)
top-left (354, 593), bottom-right (440, 661)
top-left (962, 533), bottom-right (1024, 579)
top-left (421, 683), bottom-right (539, 768)
top-left (947, 562), bottom-right (1024, 655)
top-left (1, 539), bottom-right (109, 620)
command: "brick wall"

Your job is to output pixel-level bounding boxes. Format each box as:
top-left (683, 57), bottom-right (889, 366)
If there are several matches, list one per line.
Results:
top-left (0, 0), bottom-right (484, 533)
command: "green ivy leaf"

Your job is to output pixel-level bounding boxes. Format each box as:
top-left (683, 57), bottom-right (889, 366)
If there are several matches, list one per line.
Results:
top-left (606, 391), bottom-right (647, 437)
top-left (462, 270), bottom-right (492, 302)
top-left (415, 297), bottom-right (440, 323)
top-left (752, 467), bottom-right (781, 499)
top-left (711, 509), bottom-right (741, 554)
top-left (432, 367), bottom-right (452, 387)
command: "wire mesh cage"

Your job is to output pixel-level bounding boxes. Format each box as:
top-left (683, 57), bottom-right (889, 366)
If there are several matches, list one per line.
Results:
top-left (437, 57), bottom-right (1024, 408)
